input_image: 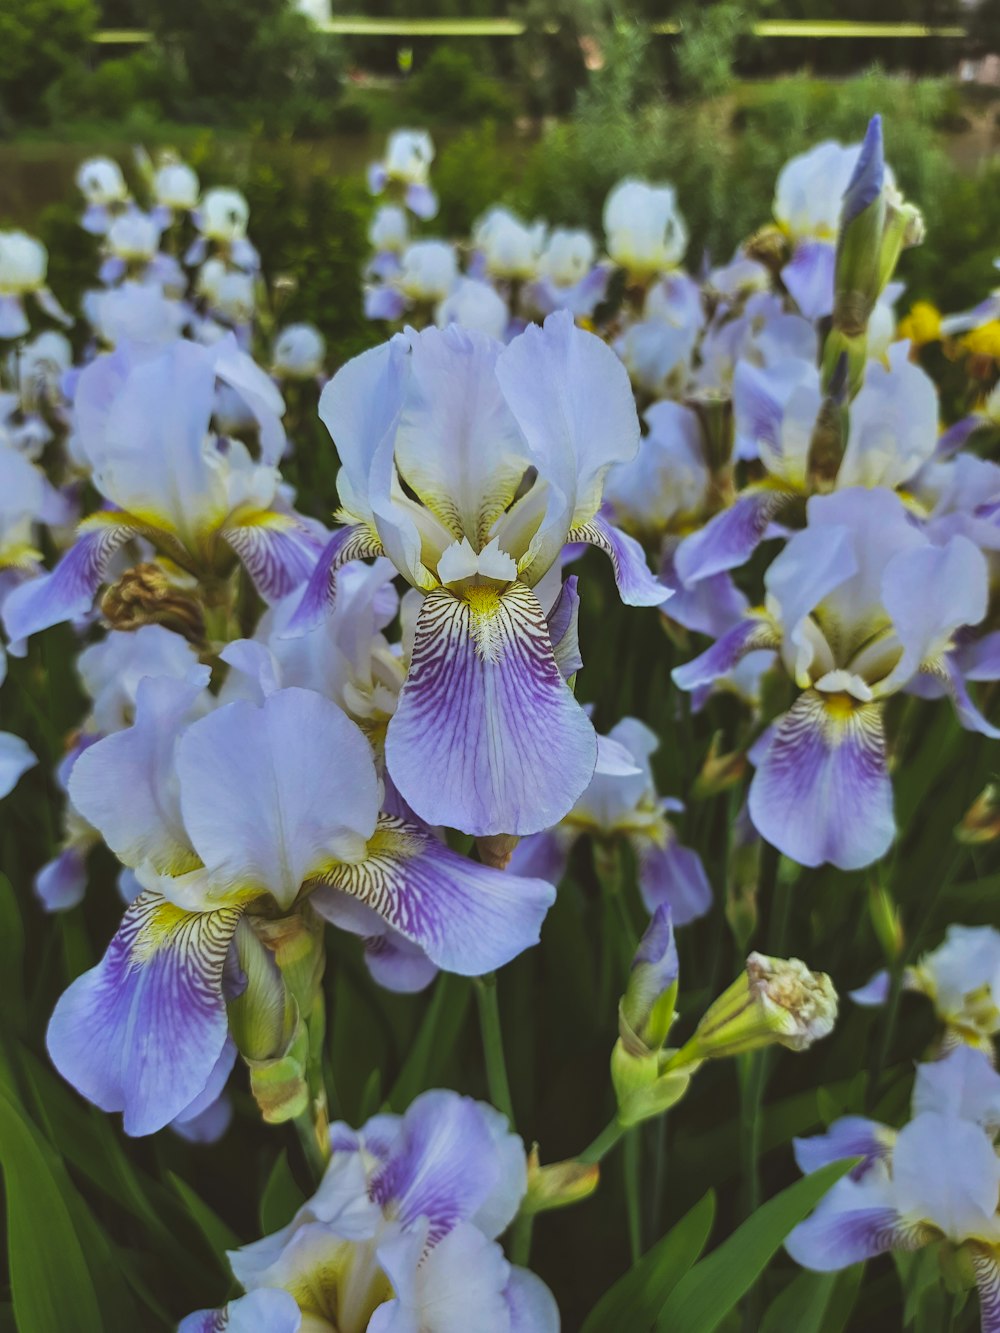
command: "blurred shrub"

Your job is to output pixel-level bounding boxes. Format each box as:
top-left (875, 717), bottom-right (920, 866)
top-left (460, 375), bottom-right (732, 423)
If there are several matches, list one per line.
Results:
top-left (433, 122), bottom-right (522, 236)
top-left (0, 0), bottom-right (96, 126)
top-left (409, 47), bottom-right (517, 125)
top-left (673, 2), bottom-right (747, 100)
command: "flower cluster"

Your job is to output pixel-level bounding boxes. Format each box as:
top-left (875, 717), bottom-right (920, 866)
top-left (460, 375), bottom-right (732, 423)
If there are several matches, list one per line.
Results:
top-left (3, 114), bottom-right (1000, 1330)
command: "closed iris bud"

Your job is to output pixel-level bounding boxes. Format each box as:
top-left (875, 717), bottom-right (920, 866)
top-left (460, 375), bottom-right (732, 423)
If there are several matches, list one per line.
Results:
top-left (671, 952), bottom-right (838, 1066)
top-left (619, 906), bottom-right (679, 1056)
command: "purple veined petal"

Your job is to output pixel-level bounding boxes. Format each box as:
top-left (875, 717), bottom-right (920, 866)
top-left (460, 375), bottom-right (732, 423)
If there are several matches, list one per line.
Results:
top-left (222, 511), bottom-right (322, 602)
top-left (312, 813), bottom-right (556, 975)
top-left (0, 295), bottom-right (29, 340)
top-left (972, 1244), bottom-right (1000, 1333)
top-left (0, 513), bottom-right (139, 644)
top-left (672, 612), bottom-right (781, 693)
top-left (781, 239), bottom-right (836, 321)
top-left (785, 1172), bottom-right (926, 1272)
top-left (636, 834), bottom-right (712, 927)
top-left (793, 1116), bottom-right (895, 1181)
top-left (0, 731), bottom-right (36, 799)
top-left (508, 828), bottom-right (574, 886)
top-left (46, 891), bottom-right (243, 1135)
top-left (366, 285), bottom-right (408, 322)
top-left (35, 846), bottom-right (88, 912)
top-left (364, 928), bottom-right (439, 994)
top-left (178, 1289), bottom-right (303, 1333)
top-left (283, 523), bottom-right (387, 638)
top-left (405, 182), bottom-right (439, 220)
top-left (369, 1090), bottom-right (513, 1241)
top-left (568, 513), bottom-right (671, 607)
top-left (505, 1267), bottom-right (560, 1333)
top-left (370, 1220), bottom-right (512, 1333)
top-left (170, 1093), bottom-right (233, 1144)
top-left (546, 574), bottom-right (582, 679)
top-left (385, 583), bottom-right (598, 837)
top-left (748, 690), bottom-right (894, 870)
top-left (674, 487), bottom-right (793, 586)
top-left (849, 969), bottom-right (891, 1007)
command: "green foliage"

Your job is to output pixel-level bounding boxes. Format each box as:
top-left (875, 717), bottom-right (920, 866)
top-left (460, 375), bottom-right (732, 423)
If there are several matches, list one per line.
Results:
top-left (433, 121), bottom-right (522, 236)
top-left (409, 46), bottom-right (516, 124)
top-left (674, 2), bottom-right (748, 100)
top-left (0, 0), bottom-right (96, 126)
top-left (582, 1189), bottom-right (716, 1332)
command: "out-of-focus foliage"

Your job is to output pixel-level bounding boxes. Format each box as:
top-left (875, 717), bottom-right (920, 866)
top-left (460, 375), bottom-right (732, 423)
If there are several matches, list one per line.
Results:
top-left (0, 0), bottom-right (97, 127)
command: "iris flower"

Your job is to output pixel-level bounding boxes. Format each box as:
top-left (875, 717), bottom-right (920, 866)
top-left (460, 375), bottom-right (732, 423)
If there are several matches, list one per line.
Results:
top-left (675, 488), bottom-right (996, 869)
top-left (293, 313), bottom-right (669, 837)
top-left (2, 336), bottom-right (319, 646)
top-left (48, 682), bottom-right (555, 1134)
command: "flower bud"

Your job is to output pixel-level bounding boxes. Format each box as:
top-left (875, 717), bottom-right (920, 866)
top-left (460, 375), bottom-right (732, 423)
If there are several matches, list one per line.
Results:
top-left (522, 1146), bottom-right (600, 1215)
top-left (245, 1015), bottom-right (311, 1124)
top-left (619, 907), bottom-right (678, 1056)
top-left (101, 563), bottom-right (206, 643)
top-left (674, 952), bottom-right (838, 1064)
top-left (957, 783), bottom-right (1000, 844)
top-left (869, 882), bottom-right (904, 964)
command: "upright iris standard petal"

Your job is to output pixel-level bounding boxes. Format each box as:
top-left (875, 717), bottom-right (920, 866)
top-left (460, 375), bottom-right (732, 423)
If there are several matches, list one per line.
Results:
top-left (494, 310), bottom-right (641, 583)
top-left (68, 668), bottom-right (209, 876)
top-left (313, 814), bottom-right (556, 975)
top-left (793, 1116), bottom-right (896, 1179)
top-left (47, 891), bottom-right (243, 1135)
top-left (781, 239), bottom-right (836, 321)
top-left (174, 689), bottom-right (381, 909)
top-left (748, 690), bottom-right (894, 870)
top-left (385, 584), bottom-right (598, 836)
top-left (637, 836), bottom-right (713, 926)
top-left (370, 1221), bottom-right (512, 1333)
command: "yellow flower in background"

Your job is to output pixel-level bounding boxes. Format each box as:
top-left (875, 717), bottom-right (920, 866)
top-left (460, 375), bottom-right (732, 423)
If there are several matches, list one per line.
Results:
top-left (898, 300), bottom-right (942, 346)
top-left (962, 320), bottom-right (1000, 362)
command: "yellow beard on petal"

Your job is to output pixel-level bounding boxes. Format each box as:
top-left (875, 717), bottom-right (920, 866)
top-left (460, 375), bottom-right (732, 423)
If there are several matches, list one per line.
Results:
top-left (463, 583), bottom-right (506, 664)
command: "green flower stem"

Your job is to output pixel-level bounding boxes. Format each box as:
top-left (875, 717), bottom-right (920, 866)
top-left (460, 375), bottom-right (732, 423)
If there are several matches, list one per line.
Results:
top-left (624, 1127), bottom-right (642, 1265)
top-left (578, 1116), bottom-right (626, 1166)
top-left (510, 1212), bottom-right (535, 1268)
top-left (474, 973), bottom-right (515, 1126)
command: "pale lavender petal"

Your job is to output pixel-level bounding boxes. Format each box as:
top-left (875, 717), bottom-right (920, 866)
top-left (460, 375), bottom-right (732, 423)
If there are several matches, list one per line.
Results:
top-left (794, 1116), bottom-right (894, 1180)
top-left (546, 574), bottom-right (583, 679)
top-left (35, 847), bottom-right (87, 912)
top-left (0, 296), bottom-right (29, 340)
top-left (672, 613), bottom-right (780, 693)
top-left (849, 970), bottom-right (890, 1006)
top-left (748, 690), bottom-right (894, 870)
top-left (170, 1094), bottom-right (233, 1144)
top-left (505, 1267), bottom-right (560, 1333)
top-left (364, 929), bottom-right (439, 994)
top-left (368, 162), bottom-right (388, 195)
top-left (637, 835), bottom-right (712, 926)
top-left (46, 892), bottom-right (242, 1135)
top-left (508, 829), bottom-right (572, 885)
top-left (674, 488), bottom-right (791, 585)
top-left (371, 1220), bottom-right (511, 1333)
top-left (913, 1047), bottom-right (1000, 1132)
top-left (942, 655), bottom-right (1000, 740)
top-left (370, 1089), bottom-right (507, 1241)
top-left (1, 516), bottom-right (138, 643)
top-left (936, 416), bottom-right (983, 460)
top-left (179, 1290), bottom-right (302, 1333)
top-left (313, 814), bottom-right (555, 975)
top-left (841, 115), bottom-right (884, 226)
top-left (0, 731), bottom-right (36, 798)
top-left (568, 513), bottom-right (671, 606)
top-left (385, 583), bottom-right (598, 837)
top-left (405, 182), bottom-right (439, 220)
top-left (661, 543), bottom-right (749, 638)
top-left (366, 286), bottom-right (408, 322)
top-left (782, 240), bottom-right (836, 321)
top-left (786, 1186), bottom-right (915, 1271)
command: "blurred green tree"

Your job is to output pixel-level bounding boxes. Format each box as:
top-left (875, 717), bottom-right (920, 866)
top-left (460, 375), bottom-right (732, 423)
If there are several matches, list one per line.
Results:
top-left (0, 0), bottom-right (96, 126)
